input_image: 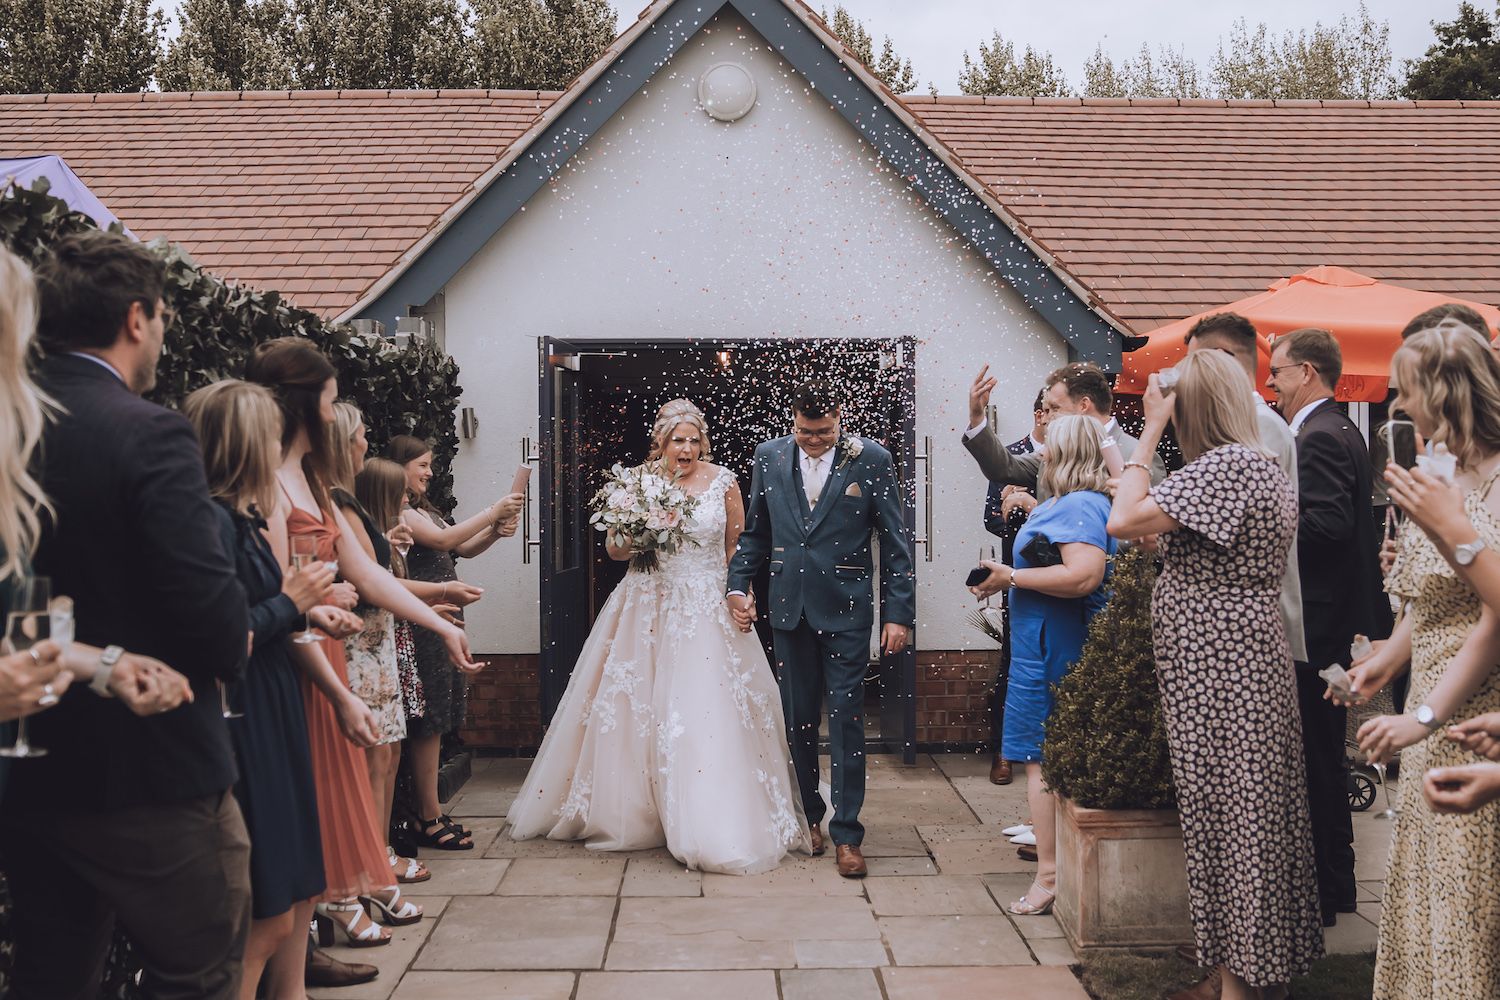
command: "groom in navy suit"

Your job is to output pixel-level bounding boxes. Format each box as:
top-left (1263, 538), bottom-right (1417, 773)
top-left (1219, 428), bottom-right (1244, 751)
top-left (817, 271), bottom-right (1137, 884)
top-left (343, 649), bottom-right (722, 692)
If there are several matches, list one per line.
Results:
top-left (727, 382), bottom-right (916, 878)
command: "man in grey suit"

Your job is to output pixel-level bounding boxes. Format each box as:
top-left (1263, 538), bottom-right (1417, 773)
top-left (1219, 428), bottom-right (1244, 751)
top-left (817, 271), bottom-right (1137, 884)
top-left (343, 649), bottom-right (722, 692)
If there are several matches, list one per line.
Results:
top-left (727, 382), bottom-right (916, 879)
top-left (964, 362), bottom-right (1165, 494)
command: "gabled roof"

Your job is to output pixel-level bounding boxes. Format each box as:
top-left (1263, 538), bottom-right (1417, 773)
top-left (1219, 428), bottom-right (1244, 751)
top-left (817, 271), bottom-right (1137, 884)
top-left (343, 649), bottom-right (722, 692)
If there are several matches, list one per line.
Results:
top-left (2, 45), bottom-right (1497, 345)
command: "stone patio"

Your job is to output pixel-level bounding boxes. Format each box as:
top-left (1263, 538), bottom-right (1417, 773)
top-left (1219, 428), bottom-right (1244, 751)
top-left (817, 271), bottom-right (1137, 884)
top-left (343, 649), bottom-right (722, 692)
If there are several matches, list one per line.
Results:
top-left (310, 754), bottom-right (1390, 1000)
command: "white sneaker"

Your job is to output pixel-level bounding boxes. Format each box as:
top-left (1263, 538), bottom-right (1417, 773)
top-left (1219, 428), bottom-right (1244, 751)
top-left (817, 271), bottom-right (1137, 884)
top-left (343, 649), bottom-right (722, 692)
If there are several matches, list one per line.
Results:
top-left (1001, 823), bottom-right (1033, 838)
top-left (1009, 831), bottom-right (1037, 846)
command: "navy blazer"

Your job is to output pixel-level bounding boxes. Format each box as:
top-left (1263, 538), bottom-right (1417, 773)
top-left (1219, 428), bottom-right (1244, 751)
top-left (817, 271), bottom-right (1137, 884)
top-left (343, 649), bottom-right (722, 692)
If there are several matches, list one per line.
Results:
top-left (6, 354), bottom-right (248, 813)
top-left (728, 435), bottom-right (915, 632)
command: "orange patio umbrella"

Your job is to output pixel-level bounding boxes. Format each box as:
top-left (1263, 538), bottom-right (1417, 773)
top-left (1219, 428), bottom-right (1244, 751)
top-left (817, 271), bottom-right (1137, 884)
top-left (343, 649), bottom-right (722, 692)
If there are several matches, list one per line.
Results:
top-left (1116, 266), bottom-right (1500, 403)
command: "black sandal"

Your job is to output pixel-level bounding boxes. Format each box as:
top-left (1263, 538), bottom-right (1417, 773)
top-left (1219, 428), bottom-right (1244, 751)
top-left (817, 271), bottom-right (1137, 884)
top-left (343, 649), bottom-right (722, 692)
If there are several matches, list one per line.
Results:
top-left (440, 813), bottom-right (473, 838)
top-left (417, 815), bottom-right (473, 851)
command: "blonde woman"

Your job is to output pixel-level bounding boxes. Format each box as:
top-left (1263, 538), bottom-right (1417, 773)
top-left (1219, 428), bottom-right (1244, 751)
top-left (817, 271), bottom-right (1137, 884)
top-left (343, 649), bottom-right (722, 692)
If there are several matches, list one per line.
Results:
top-left (1109, 350), bottom-right (1320, 1000)
top-left (1340, 326), bottom-right (1500, 1000)
top-left (968, 414), bottom-right (1117, 916)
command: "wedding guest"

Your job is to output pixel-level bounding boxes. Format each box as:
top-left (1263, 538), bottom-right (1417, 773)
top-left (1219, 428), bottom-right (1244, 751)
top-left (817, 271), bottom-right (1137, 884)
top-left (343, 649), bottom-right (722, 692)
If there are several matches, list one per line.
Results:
top-left (969, 415), bottom-right (1116, 916)
top-left (981, 390), bottom-right (1045, 787)
top-left (246, 340), bottom-right (477, 954)
top-left (1109, 350), bottom-right (1322, 1000)
top-left (184, 379), bottom-right (343, 999)
top-left (1399, 302), bottom-right (1494, 341)
top-left (1265, 327), bottom-right (1391, 926)
top-left (3, 231), bottom-right (253, 999)
top-left (388, 434), bottom-right (521, 850)
top-left (964, 361), bottom-right (1163, 497)
top-left (1343, 326), bottom-right (1500, 1000)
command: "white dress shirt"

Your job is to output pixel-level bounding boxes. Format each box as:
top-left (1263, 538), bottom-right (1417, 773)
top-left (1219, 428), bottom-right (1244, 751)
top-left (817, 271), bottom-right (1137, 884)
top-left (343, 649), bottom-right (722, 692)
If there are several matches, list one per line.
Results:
top-left (68, 351), bottom-right (126, 384)
top-left (1288, 398), bottom-right (1328, 435)
top-left (799, 447), bottom-right (831, 508)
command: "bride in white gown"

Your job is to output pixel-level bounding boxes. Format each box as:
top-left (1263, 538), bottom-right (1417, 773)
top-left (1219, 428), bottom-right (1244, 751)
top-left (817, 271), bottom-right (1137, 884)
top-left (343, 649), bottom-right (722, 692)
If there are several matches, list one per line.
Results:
top-left (507, 399), bottom-right (811, 874)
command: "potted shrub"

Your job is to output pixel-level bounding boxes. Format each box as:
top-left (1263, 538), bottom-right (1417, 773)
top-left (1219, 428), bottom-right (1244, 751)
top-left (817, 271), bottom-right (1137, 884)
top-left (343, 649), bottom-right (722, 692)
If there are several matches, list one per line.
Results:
top-left (1041, 546), bottom-right (1192, 951)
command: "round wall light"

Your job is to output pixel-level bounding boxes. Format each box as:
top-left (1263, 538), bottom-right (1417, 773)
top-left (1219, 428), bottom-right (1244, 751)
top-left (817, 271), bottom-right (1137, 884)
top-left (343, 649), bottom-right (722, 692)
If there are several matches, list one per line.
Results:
top-left (698, 62), bottom-right (757, 122)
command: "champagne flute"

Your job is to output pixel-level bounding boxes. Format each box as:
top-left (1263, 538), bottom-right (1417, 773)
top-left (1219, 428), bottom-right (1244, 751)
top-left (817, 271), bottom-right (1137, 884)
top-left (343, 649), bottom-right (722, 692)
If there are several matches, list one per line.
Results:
top-left (291, 535), bottom-right (320, 645)
top-left (1, 576), bottom-right (52, 758)
top-left (1372, 757), bottom-right (1398, 819)
top-left (978, 544), bottom-right (997, 607)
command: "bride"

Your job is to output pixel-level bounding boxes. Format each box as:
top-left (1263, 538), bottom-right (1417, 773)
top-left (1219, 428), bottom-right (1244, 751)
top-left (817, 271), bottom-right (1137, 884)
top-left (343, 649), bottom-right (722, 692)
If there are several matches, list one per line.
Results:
top-left (507, 399), bottom-right (811, 874)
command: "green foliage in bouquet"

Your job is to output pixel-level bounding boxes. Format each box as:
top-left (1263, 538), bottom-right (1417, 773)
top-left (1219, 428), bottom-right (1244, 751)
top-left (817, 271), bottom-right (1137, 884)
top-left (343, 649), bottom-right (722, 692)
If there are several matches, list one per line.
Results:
top-left (1041, 546), bottom-right (1176, 810)
top-left (0, 177), bottom-right (463, 512)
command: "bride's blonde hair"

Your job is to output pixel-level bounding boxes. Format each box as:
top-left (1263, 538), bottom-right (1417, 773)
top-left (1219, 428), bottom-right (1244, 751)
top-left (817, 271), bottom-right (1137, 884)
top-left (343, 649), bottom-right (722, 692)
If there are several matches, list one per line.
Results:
top-left (0, 248), bottom-right (53, 584)
top-left (647, 399), bottom-right (713, 465)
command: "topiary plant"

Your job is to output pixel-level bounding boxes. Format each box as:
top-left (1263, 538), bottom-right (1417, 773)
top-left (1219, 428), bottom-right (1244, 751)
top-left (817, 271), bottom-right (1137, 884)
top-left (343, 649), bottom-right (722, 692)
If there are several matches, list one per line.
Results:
top-left (1, 177), bottom-right (463, 513)
top-left (1042, 545), bottom-right (1176, 810)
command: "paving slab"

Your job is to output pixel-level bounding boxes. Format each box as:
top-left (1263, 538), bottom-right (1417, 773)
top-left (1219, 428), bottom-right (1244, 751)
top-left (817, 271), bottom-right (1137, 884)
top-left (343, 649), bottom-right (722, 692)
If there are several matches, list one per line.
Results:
top-left (499, 857), bottom-right (626, 896)
top-left (415, 896), bottom-right (616, 971)
top-left (606, 896), bottom-right (879, 971)
top-left (878, 915), bottom-right (1033, 967)
top-left (780, 968), bottom-right (884, 1000)
top-left (947, 774), bottom-right (1031, 827)
top-left (918, 825), bottom-right (1033, 875)
top-left (1028, 937), bottom-right (1078, 966)
top-left (483, 826), bottom-right (614, 859)
top-left (792, 938), bottom-right (890, 968)
top-left (860, 786), bottom-right (978, 826)
top-left (389, 972), bottom-right (575, 1000)
top-left (881, 965), bottom-right (1091, 999)
top-left (702, 855), bottom-right (864, 897)
top-left (309, 897), bottom-right (450, 1000)
top-left (859, 824), bottom-right (930, 858)
top-left (1323, 909), bottom-right (1380, 955)
top-left (418, 858), bottom-right (510, 895)
top-left (865, 875), bottom-right (1001, 916)
top-left (864, 856), bottom-right (938, 877)
top-left (622, 855), bottom-right (703, 897)
top-left (577, 971), bottom-right (778, 1000)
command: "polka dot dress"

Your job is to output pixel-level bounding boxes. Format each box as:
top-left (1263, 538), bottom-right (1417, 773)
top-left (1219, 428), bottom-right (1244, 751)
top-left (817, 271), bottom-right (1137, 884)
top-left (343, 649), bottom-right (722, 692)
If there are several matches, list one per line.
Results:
top-left (1150, 444), bottom-right (1324, 987)
top-left (1374, 469), bottom-right (1500, 1000)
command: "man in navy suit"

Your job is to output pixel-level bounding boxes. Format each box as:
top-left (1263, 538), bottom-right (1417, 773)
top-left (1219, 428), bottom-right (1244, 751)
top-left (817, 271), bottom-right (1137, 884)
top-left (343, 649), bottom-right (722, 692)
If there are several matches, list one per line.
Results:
top-left (727, 382), bottom-right (915, 878)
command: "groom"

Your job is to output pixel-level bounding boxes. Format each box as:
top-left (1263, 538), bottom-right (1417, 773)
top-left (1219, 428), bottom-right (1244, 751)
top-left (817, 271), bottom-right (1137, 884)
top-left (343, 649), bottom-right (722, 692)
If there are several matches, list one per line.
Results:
top-left (727, 381), bottom-right (916, 878)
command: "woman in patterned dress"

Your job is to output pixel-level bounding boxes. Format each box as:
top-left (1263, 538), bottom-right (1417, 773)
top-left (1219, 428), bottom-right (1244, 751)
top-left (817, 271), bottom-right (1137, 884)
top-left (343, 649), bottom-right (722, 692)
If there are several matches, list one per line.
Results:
top-left (1344, 326), bottom-right (1500, 1000)
top-left (1109, 351), bottom-right (1322, 1000)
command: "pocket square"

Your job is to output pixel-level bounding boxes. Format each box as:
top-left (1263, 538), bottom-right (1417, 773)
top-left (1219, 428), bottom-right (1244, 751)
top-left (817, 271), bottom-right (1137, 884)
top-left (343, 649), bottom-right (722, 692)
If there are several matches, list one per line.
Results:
top-left (844, 483), bottom-right (862, 497)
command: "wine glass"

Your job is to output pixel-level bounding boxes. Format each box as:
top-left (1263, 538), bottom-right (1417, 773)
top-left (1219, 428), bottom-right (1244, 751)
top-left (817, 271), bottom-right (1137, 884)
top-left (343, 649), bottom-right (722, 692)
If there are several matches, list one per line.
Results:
top-left (1372, 758), bottom-right (1398, 819)
top-left (1, 576), bottom-right (52, 758)
top-left (291, 535), bottom-right (320, 645)
top-left (977, 544), bottom-right (997, 607)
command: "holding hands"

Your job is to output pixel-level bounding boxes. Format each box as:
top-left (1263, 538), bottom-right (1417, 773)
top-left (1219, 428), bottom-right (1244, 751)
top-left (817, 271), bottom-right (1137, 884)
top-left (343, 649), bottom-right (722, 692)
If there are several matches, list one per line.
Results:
top-left (106, 652), bottom-right (194, 716)
top-left (727, 592), bottom-right (757, 634)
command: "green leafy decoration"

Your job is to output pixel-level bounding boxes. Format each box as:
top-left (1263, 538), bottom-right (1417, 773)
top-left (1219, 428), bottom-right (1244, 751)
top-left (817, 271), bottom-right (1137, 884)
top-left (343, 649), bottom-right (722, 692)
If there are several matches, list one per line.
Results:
top-left (0, 179), bottom-right (463, 513)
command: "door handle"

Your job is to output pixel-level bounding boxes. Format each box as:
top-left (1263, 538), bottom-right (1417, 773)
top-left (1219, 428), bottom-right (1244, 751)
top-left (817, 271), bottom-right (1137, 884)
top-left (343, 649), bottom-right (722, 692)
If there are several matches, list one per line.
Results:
top-left (520, 436), bottom-right (540, 564)
top-left (914, 434), bottom-right (934, 563)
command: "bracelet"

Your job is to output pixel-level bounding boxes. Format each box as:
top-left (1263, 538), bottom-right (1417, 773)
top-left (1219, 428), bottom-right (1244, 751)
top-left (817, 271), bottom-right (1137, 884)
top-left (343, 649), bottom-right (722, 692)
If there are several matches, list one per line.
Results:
top-left (90, 645), bottom-right (125, 698)
top-left (1122, 461), bottom-right (1151, 474)
top-left (441, 582), bottom-right (449, 602)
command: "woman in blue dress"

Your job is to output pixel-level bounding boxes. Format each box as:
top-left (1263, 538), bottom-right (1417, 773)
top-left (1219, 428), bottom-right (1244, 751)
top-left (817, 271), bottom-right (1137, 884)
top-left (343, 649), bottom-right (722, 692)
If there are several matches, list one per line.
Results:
top-left (971, 414), bottom-right (1118, 916)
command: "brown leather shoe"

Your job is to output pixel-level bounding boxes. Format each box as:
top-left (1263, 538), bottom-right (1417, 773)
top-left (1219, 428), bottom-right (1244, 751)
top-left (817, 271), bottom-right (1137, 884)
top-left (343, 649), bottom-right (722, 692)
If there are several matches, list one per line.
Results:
top-left (989, 755), bottom-right (1013, 785)
top-left (808, 824), bottom-right (826, 856)
top-left (1166, 969), bottom-right (1222, 1000)
top-left (836, 844), bottom-right (867, 878)
top-left (306, 946), bottom-right (379, 988)
top-left (1017, 845), bottom-right (1037, 862)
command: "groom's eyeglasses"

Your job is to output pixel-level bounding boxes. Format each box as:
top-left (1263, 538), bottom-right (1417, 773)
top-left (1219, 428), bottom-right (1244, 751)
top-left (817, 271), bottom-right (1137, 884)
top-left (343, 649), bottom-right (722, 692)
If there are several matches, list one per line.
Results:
top-left (793, 426), bottom-right (838, 440)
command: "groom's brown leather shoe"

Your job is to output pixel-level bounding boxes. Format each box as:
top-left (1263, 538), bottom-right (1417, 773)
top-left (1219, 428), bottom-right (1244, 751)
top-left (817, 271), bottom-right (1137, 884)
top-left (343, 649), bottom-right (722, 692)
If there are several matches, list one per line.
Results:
top-left (836, 844), bottom-right (867, 878)
top-left (989, 755), bottom-right (1013, 785)
top-left (808, 824), bottom-right (826, 856)
top-left (306, 947), bottom-right (378, 988)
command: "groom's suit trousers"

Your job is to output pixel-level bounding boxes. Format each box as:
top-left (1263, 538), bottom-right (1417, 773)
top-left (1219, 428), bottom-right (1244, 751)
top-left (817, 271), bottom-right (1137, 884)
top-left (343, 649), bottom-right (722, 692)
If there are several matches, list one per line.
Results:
top-left (773, 620), bottom-right (870, 847)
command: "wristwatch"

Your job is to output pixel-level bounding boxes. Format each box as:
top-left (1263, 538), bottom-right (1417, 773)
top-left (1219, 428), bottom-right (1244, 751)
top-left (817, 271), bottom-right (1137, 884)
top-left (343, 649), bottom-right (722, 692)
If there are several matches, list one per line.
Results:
top-left (1455, 537), bottom-right (1488, 566)
top-left (1414, 704), bottom-right (1441, 730)
top-left (90, 645), bottom-right (125, 698)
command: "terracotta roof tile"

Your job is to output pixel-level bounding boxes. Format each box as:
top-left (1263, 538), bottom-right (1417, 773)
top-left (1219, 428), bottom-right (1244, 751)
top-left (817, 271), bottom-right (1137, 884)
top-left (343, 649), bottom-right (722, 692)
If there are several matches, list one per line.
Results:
top-left (3, 92), bottom-right (1498, 329)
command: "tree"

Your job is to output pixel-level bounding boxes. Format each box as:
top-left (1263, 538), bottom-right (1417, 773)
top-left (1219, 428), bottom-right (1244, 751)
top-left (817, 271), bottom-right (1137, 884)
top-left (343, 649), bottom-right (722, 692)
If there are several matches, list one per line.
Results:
top-left (1403, 2), bottom-right (1500, 100)
top-left (285, 0), bottom-right (474, 90)
top-left (1081, 42), bottom-right (1203, 99)
top-left (821, 6), bottom-right (917, 94)
top-left (471, 0), bottom-right (616, 91)
top-left (0, 0), bottom-right (164, 93)
top-left (1211, 3), bottom-right (1397, 100)
top-left (959, 30), bottom-right (1070, 97)
top-left (158, 0), bottom-right (298, 91)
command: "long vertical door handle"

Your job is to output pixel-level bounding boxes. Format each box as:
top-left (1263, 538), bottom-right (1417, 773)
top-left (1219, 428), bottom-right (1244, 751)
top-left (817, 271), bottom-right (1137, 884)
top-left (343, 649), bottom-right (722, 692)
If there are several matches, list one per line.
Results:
top-left (521, 436), bottom-right (541, 564)
top-left (913, 435), bottom-right (934, 562)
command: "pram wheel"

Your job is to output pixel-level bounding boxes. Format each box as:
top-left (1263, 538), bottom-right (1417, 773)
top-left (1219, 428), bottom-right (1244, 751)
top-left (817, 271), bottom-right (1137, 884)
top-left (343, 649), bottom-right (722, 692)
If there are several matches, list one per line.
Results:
top-left (1348, 770), bottom-right (1376, 812)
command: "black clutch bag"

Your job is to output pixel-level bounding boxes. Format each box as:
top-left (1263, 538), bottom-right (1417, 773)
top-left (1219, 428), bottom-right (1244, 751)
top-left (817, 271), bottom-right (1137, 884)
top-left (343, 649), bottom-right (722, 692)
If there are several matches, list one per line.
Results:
top-left (1020, 533), bottom-right (1062, 568)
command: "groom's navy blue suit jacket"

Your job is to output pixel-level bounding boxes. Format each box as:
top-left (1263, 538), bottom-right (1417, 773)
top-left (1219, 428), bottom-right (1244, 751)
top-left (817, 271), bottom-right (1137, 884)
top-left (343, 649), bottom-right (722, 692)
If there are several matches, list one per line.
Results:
top-left (728, 435), bottom-right (915, 633)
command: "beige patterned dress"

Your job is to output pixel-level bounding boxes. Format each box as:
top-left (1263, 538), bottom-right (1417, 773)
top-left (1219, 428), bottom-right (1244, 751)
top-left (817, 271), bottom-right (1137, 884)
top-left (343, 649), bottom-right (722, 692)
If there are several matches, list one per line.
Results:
top-left (1376, 469), bottom-right (1500, 999)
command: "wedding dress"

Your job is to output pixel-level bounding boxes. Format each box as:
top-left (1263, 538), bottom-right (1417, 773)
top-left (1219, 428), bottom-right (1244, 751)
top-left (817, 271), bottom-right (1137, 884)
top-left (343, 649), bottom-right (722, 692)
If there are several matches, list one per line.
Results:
top-left (507, 466), bottom-right (811, 874)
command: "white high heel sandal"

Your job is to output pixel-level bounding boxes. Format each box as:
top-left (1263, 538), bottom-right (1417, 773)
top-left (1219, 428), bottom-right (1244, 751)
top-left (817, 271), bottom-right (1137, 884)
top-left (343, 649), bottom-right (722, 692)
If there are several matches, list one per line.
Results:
top-left (314, 899), bottom-right (391, 947)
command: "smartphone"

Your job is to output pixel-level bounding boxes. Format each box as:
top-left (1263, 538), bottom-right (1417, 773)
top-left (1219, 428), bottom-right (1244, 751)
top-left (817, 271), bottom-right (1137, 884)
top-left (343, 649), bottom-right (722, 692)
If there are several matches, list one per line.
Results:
top-left (1378, 419), bottom-right (1418, 471)
top-left (965, 566), bottom-right (991, 588)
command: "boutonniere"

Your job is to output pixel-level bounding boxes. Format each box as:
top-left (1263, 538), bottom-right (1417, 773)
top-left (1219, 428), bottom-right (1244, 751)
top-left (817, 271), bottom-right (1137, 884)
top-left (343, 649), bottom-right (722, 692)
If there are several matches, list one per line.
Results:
top-left (836, 434), bottom-right (863, 472)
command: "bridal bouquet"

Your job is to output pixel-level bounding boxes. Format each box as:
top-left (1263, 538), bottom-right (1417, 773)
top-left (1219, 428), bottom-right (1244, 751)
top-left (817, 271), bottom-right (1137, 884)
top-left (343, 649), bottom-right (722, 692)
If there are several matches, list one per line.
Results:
top-left (589, 463), bottom-right (698, 573)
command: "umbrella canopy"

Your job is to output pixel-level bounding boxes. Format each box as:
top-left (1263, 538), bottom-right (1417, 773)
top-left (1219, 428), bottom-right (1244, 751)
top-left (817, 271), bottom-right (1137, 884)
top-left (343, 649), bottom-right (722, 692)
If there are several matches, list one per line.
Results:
top-left (1, 154), bottom-right (132, 236)
top-left (1117, 266), bottom-right (1500, 403)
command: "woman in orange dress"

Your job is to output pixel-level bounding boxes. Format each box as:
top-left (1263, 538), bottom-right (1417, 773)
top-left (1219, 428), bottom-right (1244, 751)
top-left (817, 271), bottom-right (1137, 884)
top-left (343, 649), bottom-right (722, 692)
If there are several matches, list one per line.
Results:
top-left (247, 339), bottom-right (482, 980)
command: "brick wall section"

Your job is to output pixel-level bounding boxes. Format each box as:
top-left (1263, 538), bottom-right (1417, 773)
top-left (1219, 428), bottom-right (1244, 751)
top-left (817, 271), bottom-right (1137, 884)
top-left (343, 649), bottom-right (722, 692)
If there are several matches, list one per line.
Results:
top-left (461, 653), bottom-right (543, 753)
top-left (914, 649), bottom-right (1000, 748)
top-left (462, 649), bottom-right (1000, 751)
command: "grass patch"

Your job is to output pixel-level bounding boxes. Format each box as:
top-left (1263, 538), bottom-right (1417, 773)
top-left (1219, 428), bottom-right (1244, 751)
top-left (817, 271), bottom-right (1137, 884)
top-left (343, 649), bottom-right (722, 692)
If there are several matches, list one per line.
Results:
top-left (1075, 952), bottom-right (1375, 1000)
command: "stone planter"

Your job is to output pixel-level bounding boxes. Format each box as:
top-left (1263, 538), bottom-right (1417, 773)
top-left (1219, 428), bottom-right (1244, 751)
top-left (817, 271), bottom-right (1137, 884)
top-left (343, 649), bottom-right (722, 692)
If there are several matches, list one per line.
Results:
top-left (1054, 794), bottom-right (1194, 952)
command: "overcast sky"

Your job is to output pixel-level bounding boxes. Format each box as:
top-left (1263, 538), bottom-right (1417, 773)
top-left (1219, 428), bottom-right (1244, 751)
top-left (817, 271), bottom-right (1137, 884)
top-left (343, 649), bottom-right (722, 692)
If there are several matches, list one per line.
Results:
top-left (628, 0), bottom-right (1459, 93)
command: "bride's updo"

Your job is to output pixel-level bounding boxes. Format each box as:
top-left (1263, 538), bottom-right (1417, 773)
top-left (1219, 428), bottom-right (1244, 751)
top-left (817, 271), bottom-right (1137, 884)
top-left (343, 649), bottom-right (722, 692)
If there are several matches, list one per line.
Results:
top-left (647, 398), bottom-right (713, 463)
